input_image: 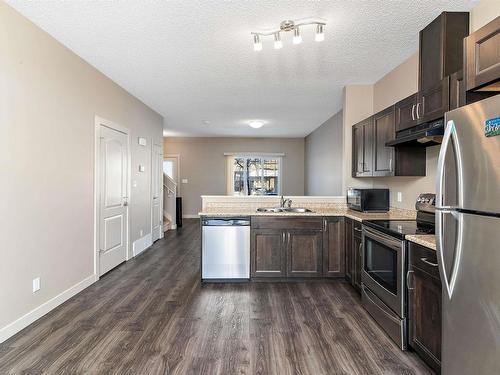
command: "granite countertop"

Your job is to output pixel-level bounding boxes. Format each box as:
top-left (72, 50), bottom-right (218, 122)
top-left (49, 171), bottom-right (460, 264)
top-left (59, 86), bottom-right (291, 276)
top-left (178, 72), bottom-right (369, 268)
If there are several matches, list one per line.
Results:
top-left (405, 235), bottom-right (436, 250)
top-left (198, 208), bottom-right (416, 222)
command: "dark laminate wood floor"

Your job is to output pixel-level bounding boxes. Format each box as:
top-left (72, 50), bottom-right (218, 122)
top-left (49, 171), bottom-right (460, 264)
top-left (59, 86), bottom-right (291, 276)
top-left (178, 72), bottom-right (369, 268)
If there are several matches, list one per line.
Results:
top-left (0, 219), bottom-right (432, 375)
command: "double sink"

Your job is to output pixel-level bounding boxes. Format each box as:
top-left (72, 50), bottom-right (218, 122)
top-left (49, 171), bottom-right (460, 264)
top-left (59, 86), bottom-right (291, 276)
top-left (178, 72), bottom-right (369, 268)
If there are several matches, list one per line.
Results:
top-left (256, 207), bottom-right (313, 213)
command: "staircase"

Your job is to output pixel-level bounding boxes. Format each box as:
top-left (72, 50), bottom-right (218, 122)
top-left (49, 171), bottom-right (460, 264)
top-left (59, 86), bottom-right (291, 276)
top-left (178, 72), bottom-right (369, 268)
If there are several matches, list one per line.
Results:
top-left (163, 174), bottom-right (177, 232)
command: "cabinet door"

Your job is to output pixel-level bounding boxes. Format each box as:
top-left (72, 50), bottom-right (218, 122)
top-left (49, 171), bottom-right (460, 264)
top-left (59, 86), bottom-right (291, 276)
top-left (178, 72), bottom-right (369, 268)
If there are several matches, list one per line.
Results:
top-left (373, 106), bottom-right (395, 177)
top-left (251, 229), bottom-right (286, 278)
top-left (287, 230), bottom-right (323, 278)
top-left (449, 70), bottom-right (465, 111)
top-left (408, 266), bottom-right (442, 373)
top-left (417, 77), bottom-right (449, 124)
top-left (465, 16), bottom-right (500, 91)
top-left (352, 117), bottom-right (373, 177)
top-left (344, 218), bottom-right (353, 283)
top-left (419, 14), bottom-right (444, 93)
top-left (353, 235), bottom-right (363, 292)
top-left (395, 93), bottom-right (418, 132)
top-left (323, 217), bottom-right (345, 278)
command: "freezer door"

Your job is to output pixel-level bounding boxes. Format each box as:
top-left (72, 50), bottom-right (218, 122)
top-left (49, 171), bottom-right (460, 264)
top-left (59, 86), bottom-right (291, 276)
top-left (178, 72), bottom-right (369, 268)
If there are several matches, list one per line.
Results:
top-left (438, 95), bottom-right (500, 213)
top-left (438, 212), bottom-right (500, 375)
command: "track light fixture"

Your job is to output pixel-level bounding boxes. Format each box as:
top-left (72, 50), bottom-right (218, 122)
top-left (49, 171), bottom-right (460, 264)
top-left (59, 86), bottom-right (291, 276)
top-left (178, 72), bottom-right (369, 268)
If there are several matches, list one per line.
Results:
top-left (251, 18), bottom-right (326, 51)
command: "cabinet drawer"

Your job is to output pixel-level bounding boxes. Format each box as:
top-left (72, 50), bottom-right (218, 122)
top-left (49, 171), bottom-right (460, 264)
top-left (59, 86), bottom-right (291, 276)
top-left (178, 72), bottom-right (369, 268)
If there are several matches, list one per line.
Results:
top-left (409, 242), bottom-right (439, 279)
top-left (252, 216), bottom-right (322, 230)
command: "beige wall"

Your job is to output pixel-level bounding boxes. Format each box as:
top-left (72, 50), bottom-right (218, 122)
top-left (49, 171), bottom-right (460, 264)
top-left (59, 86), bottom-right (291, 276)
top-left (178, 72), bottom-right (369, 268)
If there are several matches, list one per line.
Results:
top-left (0, 2), bottom-right (163, 336)
top-left (470, 0), bottom-right (500, 32)
top-left (342, 85), bottom-right (375, 193)
top-left (164, 137), bottom-right (305, 216)
top-left (305, 110), bottom-right (344, 196)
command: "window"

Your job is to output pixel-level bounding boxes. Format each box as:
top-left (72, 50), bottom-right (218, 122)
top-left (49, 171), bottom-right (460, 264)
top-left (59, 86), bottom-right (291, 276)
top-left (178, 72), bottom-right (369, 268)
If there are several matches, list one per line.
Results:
top-left (228, 155), bottom-right (281, 196)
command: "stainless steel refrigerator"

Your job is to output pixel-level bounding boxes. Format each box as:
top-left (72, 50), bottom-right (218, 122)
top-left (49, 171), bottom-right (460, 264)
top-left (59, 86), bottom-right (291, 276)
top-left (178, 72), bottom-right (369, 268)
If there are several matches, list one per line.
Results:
top-left (436, 93), bottom-right (500, 374)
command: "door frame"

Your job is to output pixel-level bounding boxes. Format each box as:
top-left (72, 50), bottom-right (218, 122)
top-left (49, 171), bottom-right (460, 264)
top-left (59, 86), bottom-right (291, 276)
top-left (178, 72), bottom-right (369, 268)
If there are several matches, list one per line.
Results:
top-left (164, 153), bottom-right (180, 194)
top-left (94, 116), bottom-right (131, 279)
top-left (151, 143), bottom-right (164, 241)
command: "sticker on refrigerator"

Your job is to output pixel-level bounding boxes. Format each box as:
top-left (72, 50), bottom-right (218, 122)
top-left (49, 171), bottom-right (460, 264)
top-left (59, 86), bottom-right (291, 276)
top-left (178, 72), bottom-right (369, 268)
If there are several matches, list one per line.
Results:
top-left (485, 117), bottom-right (500, 137)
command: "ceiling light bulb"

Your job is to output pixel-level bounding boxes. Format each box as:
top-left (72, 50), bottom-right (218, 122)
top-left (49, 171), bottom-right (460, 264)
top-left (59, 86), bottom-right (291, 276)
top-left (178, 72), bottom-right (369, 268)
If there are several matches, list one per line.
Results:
top-left (274, 33), bottom-right (283, 49)
top-left (253, 34), bottom-right (262, 51)
top-left (315, 24), bottom-right (325, 42)
top-left (248, 120), bottom-right (264, 129)
top-left (293, 28), bottom-right (302, 45)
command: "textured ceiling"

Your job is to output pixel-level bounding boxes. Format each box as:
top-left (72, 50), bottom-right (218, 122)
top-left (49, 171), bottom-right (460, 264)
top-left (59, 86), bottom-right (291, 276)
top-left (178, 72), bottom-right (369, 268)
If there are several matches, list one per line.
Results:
top-left (7, 0), bottom-right (477, 137)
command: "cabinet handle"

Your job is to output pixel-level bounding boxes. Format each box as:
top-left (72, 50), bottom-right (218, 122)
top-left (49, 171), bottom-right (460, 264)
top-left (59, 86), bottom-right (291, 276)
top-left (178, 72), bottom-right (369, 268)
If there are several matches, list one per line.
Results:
top-left (416, 102), bottom-right (421, 119)
top-left (282, 232), bottom-right (285, 244)
top-left (411, 104), bottom-right (416, 121)
top-left (420, 257), bottom-right (438, 267)
top-left (358, 242), bottom-right (363, 256)
top-left (407, 270), bottom-right (414, 290)
top-left (354, 227), bottom-right (362, 232)
top-left (323, 219), bottom-right (327, 232)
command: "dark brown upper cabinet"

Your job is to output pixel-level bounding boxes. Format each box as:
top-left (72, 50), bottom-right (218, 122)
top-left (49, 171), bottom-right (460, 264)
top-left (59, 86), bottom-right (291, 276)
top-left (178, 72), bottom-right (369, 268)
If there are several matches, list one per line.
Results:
top-left (465, 16), bottom-right (500, 92)
top-left (352, 117), bottom-right (373, 177)
top-left (449, 70), bottom-right (466, 110)
top-left (373, 106), bottom-right (396, 176)
top-left (395, 93), bottom-right (418, 132)
top-left (419, 12), bottom-right (469, 93)
top-left (352, 108), bottom-right (426, 178)
top-left (417, 12), bottom-right (469, 124)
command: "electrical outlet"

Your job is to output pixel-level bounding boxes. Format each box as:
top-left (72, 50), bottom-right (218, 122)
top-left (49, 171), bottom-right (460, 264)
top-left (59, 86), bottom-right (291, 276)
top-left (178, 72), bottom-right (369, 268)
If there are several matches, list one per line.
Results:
top-left (140, 229), bottom-right (144, 237)
top-left (397, 192), bottom-right (403, 203)
top-left (182, 179), bottom-right (188, 184)
top-left (32, 277), bottom-right (40, 293)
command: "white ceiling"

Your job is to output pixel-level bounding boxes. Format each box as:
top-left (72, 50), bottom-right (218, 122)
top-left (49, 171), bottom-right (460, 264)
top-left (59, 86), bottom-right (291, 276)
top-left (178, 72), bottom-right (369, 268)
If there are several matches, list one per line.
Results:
top-left (7, 0), bottom-right (477, 138)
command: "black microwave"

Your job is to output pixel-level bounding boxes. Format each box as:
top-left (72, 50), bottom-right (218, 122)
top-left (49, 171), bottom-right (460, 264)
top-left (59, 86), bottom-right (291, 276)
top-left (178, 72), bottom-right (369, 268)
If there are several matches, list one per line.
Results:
top-left (347, 188), bottom-right (389, 212)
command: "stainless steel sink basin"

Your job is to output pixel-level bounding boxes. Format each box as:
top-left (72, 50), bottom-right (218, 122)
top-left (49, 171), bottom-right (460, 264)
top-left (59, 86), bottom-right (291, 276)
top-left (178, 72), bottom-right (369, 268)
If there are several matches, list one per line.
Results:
top-left (256, 207), bottom-right (313, 213)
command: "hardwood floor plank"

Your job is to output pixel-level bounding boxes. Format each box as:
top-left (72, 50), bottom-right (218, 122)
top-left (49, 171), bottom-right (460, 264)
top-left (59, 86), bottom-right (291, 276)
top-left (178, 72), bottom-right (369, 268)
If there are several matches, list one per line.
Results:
top-left (0, 219), bottom-right (432, 375)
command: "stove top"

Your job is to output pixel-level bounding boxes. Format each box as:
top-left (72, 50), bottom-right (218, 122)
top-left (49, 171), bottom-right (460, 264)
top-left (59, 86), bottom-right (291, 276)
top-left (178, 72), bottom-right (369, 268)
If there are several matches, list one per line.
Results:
top-left (363, 219), bottom-right (435, 240)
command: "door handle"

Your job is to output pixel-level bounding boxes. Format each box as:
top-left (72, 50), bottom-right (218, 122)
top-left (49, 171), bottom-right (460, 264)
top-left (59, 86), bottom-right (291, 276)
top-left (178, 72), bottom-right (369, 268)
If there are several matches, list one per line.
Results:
top-left (420, 258), bottom-right (438, 267)
top-left (406, 270), bottom-right (414, 290)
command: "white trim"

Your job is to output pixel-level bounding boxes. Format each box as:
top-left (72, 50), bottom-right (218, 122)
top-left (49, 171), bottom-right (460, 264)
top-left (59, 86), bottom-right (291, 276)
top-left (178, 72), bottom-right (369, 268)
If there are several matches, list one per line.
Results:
top-left (223, 152), bottom-right (285, 157)
top-left (132, 233), bottom-right (153, 257)
top-left (182, 214), bottom-right (199, 219)
top-left (94, 116), bottom-right (131, 278)
top-left (0, 274), bottom-right (97, 344)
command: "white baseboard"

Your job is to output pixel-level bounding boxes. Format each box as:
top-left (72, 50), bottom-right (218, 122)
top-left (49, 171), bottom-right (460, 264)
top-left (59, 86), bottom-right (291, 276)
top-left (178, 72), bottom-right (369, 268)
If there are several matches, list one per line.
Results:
top-left (182, 214), bottom-right (199, 219)
top-left (132, 233), bottom-right (153, 257)
top-left (0, 274), bottom-right (97, 344)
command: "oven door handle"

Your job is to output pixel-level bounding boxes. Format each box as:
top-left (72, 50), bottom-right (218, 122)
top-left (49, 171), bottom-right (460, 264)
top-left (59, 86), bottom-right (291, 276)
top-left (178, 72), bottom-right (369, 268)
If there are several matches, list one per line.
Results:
top-left (363, 226), bottom-right (402, 251)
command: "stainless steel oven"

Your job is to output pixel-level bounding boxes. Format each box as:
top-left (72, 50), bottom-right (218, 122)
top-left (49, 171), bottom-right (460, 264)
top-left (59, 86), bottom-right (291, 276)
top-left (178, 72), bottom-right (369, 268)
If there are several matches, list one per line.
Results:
top-left (361, 225), bottom-right (407, 349)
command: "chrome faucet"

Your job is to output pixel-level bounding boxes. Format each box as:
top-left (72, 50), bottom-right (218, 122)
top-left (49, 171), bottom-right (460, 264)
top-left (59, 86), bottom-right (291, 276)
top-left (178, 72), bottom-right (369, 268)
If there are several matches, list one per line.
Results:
top-left (280, 195), bottom-right (292, 208)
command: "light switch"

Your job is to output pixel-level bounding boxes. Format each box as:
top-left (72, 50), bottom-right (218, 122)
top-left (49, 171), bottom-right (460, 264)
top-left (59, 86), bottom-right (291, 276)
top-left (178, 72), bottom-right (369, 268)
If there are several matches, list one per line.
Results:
top-left (397, 192), bottom-right (403, 202)
top-left (138, 137), bottom-right (147, 146)
top-left (182, 178), bottom-right (188, 184)
top-left (139, 165), bottom-right (145, 172)
top-left (33, 277), bottom-right (40, 293)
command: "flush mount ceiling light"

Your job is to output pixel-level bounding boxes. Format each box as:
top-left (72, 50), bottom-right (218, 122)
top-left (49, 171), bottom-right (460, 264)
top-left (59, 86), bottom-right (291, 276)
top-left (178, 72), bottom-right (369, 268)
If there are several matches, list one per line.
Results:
top-left (248, 120), bottom-right (265, 129)
top-left (252, 18), bottom-right (326, 51)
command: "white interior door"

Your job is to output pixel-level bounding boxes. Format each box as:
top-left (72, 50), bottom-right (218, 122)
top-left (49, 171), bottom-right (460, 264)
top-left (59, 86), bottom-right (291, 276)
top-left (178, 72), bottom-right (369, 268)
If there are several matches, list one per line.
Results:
top-left (152, 143), bottom-right (163, 241)
top-left (98, 125), bottom-right (129, 275)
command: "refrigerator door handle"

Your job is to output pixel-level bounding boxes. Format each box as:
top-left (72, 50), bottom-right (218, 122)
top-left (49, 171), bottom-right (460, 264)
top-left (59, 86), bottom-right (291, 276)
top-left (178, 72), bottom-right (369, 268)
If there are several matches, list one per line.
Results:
top-left (436, 120), bottom-right (462, 210)
top-left (437, 209), bottom-right (464, 299)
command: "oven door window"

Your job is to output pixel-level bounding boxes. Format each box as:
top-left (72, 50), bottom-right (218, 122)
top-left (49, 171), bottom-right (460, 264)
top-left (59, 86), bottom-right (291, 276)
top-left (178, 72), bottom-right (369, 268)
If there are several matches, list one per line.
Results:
top-left (364, 236), bottom-right (397, 295)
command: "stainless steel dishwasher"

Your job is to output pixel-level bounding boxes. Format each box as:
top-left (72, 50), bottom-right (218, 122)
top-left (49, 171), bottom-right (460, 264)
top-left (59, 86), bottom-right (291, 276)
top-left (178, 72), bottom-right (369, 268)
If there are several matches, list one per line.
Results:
top-left (201, 217), bottom-right (250, 281)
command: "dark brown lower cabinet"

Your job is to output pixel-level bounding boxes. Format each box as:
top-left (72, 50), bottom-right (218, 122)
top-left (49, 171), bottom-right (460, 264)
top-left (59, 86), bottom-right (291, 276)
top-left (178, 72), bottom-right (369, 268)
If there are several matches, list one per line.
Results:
top-left (287, 230), bottom-right (323, 277)
top-left (345, 218), bottom-right (353, 283)
top-left (408, 242), bottom-right (442, 374)
top-left (323, 217), bottom-right (345, 277)
top-left (251, 216), bottom-right (345, 280)
top-left (344, 218), bottom-right (362, 293)
top-left (251, 229), bottom-right (286, 278)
